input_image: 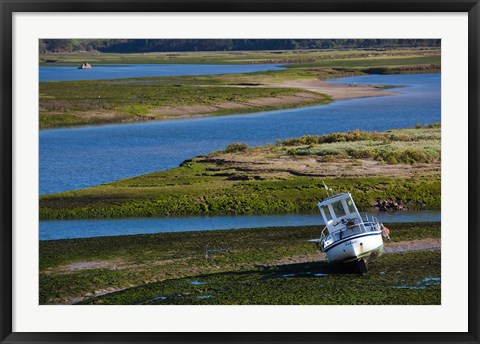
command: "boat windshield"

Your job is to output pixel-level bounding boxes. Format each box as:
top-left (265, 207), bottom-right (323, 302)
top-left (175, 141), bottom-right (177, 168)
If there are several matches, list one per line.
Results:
top-left (331, 200), bottom-right (346, 218)
top-left (345, 197), bottom-right (356, 214)
top-left (322, 206), bottom-right (333, 222)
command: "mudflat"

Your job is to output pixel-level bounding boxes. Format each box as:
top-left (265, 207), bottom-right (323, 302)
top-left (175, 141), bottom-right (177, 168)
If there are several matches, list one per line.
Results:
top-left (39, 222), bottom-right (440, 305)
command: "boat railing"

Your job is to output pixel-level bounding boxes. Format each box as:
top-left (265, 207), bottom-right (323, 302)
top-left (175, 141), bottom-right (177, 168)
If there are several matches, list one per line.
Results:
top-left (318, 219), bottom-right (382, 251)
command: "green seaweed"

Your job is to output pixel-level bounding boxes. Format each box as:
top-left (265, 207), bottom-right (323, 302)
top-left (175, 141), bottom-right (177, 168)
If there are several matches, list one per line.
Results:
top-left (39, 222), bottom-right (440, 304)
top-left (78, 250), bottom-right (441, 305)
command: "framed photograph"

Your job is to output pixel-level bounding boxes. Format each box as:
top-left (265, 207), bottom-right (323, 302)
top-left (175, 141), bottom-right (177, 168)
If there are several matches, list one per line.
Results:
top-left (1, 1), bottom-right (479, 343)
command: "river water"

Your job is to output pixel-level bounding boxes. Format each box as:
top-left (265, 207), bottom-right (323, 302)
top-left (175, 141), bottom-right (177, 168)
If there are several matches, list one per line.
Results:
top-left (39, 63), bottom-right (284, 82)
top-left (39, 66), bottom-right (441, 240)
top-left (39, 72), bottom-right (440, 195)
top-left (40, 211), bottom-right (440, 241)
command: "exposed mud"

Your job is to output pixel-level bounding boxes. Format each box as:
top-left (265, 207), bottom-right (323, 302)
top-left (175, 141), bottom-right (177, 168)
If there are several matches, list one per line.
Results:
top-left (149, 92), bottom-right (325, 117)
top-left (384, 238), bottom-right (441, 253)
top-left (274, 78), bottom-right (396, 100)
top-left (197, 155), bottom-right (441, 178)
top-left (59, 77), bottom-right (396, 125)
top-left (64, 260), bottom-right (126, 272)
top-left (266, 238), bottom-right (440, 267)
top-left (46, 238), bottom-right (440, 305)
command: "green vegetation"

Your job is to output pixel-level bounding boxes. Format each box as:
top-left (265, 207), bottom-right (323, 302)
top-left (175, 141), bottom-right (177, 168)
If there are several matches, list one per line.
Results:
top-left (40, 39), bottom-right (440, 55)
top-left (78, 250), bottom-right (440, 305)
top-left (39, 222), bottom-right (440, 304)
top-left (40, 126), bottom-right (440, 220)
top-left (40, 78), bottom-right (331, 128)
top-left (288, 55), bottom-right (439, 69)
top-left (39, 48), bottom-right (440, 128)
top-left (39, 174), bottom-right (440, 219)
top-left (281, 125), bottom-right (441, 164)
top-left (225, 142), bottom-right (249, 153)
top-left (40, 48), bottom-right (440, 66)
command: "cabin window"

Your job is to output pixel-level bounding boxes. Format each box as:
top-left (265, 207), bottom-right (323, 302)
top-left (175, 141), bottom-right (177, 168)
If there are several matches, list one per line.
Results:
top-left (346, 198), bottom-right (356, 214)
top-left (331, 201), bottom-right (346, 218)
top-left (322, 206), bottom-right (333, 222)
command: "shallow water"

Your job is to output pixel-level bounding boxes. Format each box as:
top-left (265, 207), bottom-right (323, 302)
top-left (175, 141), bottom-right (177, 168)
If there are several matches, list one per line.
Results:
top-left (139, 296), bottom-right (168, 305)
top-left (393, 276), bottom-right (441, 290)
top-left (40, 73), bottom-right (440, 195)
top-left (39, 63), bottom-right (284, 82)
top-left (39, 211), bottom-right (440, 241)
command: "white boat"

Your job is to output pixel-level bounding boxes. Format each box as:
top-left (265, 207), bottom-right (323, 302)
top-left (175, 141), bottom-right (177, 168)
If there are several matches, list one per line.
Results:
top-left (310, 185), bottom-right (390, 273)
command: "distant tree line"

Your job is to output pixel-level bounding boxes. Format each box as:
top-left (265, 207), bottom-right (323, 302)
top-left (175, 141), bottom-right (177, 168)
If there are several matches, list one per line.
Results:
top-left (39, 39), bottom-right (440, 53)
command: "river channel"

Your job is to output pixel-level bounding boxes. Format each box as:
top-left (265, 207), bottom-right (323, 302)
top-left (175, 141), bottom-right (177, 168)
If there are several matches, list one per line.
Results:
top-left (40, 72), bottom-right (440, 195)
top-left (40, 211), bottom-right (440, 240)
top-left (39, 66), bottom-right (440, 240)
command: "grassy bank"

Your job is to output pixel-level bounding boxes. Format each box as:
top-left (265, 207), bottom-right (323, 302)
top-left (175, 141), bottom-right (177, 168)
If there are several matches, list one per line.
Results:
top-left (40, 81), bottom-right (331, 129)
top-left (39, 49), bottom-right (440, 129)
top-left (40, 126), bottom-right (441, 220)
top-left (40, 48), bottom-right (440, 65)
top-left (39, 222), bottom-right (440, 304)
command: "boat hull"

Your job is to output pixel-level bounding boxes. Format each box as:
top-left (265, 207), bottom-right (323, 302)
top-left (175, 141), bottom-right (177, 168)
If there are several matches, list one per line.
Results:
top-left (323, 231), bottom-right (384, 263)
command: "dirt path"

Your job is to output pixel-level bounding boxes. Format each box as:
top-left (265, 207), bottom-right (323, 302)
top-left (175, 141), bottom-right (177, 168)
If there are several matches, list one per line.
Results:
top-left (384, 238), bottom-right (441, 253)
top-left (269, 238), bottom-right (440, 266)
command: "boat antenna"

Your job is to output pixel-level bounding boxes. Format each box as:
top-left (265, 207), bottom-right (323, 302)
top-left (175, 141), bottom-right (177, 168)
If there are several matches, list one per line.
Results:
top-left (322, 180), bottom-right (333, 196)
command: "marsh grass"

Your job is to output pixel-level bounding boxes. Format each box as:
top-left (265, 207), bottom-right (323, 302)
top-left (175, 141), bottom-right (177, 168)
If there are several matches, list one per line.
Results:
top-left (281, 126), bottom-right (441, 164)
top-left (39, 173), bottom-right (440, 220)
top-left (40, 126), bottom-right (441, 220)
top-left (40, 48), bottom-right (440, 66)
top-left (77, 250), bottom-right (441, 305)
top-left (289, 55), bottom-right (440, 69)
top-left (39, 49), bottom-right (440, 128)
top-left (39, 81), bottom-right (332, 128)
top-left (39, 222), bottom-right (440, 304)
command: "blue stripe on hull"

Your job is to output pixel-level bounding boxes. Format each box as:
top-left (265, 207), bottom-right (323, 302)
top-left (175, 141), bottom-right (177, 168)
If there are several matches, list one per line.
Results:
top-left (323, 231), bottom-right (382, 253)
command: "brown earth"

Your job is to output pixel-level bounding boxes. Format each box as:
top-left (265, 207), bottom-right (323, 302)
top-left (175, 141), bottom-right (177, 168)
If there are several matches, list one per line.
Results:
top-left (274, 78), bottom-right (395, 100)
top-left (149, 92), bottom-right (325, 118)
top-left (197, 154), bottom-right (440, 178)
top-left (49, 79), bottom-right (394, 127)
top-left (267, 238), bottom-right (440, 266)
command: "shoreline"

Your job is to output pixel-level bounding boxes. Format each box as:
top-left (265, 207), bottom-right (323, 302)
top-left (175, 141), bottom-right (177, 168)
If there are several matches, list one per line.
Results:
top-left (39, 67), bottom-right (438, 130)
top-left (39, 210), bottom-right (441, 241)
top-left (39, 78), bottom-right (392, 130)
top-left (273, 78), bottom-right (397, 100)
top-left (40, 126), bottom-right (441, 220)
top-left (39, 47), bottom-right (441, 66)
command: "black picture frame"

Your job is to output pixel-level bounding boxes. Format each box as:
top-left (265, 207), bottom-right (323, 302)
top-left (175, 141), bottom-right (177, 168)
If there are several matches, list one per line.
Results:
top-left (1, 1), bottom-right (479, 343)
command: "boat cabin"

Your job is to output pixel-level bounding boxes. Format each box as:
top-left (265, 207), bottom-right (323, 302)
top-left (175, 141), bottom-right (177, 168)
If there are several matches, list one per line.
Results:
top-left (312, 190), bottom-right (388, 262)
top-left (317, 192), bottom-right (363, 237)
